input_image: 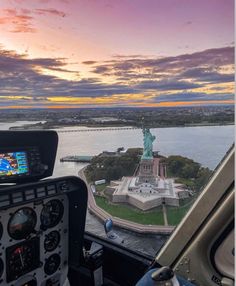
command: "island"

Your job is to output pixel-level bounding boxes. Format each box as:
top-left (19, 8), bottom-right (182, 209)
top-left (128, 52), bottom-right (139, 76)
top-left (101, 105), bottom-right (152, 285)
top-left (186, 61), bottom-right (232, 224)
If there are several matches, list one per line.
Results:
top-left (84, 129), bottom-right (212, 227)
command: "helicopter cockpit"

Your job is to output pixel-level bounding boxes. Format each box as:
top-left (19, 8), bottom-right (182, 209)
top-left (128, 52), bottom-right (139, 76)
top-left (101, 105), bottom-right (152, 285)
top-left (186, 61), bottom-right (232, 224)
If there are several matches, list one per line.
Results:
top-left (0, 130), bottom-right (234, 286)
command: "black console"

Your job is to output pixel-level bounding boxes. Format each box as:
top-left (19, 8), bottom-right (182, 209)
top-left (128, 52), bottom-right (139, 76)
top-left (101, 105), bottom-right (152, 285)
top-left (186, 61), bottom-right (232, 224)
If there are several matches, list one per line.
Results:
top-left (0, 131), bottom-right (88, 286)
top-left (0, 131), bottom-right (58, 183)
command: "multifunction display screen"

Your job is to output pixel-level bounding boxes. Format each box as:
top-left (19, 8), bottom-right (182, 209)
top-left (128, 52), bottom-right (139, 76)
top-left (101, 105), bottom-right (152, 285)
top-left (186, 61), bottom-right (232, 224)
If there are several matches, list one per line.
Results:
top-left (0, 152), bottom-right (29, 177)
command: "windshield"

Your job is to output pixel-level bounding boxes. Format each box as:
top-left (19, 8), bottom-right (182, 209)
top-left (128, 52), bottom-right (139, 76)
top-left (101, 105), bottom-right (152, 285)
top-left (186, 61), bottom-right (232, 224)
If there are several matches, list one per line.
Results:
top-left (0, 0), bottom-right (234, 257)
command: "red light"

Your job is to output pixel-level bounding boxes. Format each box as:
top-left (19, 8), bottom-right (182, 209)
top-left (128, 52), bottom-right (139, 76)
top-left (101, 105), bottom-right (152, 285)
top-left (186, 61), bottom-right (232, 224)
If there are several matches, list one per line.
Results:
top-left (14, 247), bottom-right (22, 254)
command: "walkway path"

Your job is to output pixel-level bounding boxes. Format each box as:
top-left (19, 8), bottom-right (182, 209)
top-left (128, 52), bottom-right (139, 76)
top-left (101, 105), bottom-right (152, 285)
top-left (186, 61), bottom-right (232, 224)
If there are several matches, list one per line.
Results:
top-left (162, 204), bottom-right (169, 226)
top-left (58, 127), bottom-right (139, 133)
top-left (78, 168), bottom-right (174, 235)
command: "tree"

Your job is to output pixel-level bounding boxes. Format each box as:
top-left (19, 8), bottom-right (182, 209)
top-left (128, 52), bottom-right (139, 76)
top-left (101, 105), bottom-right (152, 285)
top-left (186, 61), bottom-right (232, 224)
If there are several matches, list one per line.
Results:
top-left (195, 167), bottom-right (212, 191)
top-left (85, 148), bottom-right (141, 183)
top-left (165, 155), bottom-right (212, 191)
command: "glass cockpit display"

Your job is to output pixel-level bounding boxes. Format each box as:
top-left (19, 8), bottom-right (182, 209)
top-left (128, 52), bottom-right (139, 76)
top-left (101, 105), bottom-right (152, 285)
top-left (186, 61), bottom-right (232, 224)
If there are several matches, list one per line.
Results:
top-left (0, 151), bottom-right (29, 177)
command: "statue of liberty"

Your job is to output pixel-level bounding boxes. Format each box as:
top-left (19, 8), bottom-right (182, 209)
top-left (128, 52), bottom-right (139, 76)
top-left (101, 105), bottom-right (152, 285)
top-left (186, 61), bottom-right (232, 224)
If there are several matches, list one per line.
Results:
top-left (141, 128), bottom-right (156, 159)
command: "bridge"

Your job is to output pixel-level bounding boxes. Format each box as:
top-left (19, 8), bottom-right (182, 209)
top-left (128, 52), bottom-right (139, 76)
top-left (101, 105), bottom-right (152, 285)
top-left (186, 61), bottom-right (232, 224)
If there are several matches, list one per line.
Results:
top-left (57, 127), bottom-right (140, 133)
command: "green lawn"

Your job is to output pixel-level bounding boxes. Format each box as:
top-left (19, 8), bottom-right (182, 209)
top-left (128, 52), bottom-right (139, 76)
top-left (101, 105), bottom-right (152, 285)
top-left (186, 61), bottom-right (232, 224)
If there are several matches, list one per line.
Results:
top-left (94, 183), bottom-right (108, 193)
top-left (95, 196), bottom-right (164, 225)
top-left (166, 202), bottom-right (194, 225)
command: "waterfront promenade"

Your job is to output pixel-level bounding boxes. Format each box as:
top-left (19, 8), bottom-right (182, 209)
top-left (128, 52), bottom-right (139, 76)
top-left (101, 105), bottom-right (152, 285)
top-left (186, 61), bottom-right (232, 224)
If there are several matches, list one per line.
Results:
top-left (78, 169), bottom-right (174, 235)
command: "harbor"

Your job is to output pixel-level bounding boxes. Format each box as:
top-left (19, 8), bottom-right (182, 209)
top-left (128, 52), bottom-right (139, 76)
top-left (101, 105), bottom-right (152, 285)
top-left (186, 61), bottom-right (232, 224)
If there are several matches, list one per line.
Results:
top-left (60, 148), bottom-right (127, 163)
top-left (60, 155), bottom-right (93, 163)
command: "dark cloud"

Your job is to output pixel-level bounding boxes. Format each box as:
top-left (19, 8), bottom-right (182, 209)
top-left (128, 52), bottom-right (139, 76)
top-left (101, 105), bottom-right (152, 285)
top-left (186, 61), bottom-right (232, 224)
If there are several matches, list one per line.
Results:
top-left (0, 47), bottom-right (139, 98)
top-left (135, 80), bottom-right (202, 91)
top-left (92, 47), bottom-right (234, 83)
top-left (112, 54), bottom-right (149, 59)
top-left (180, 68), bottom-right (234, 83)
top-left (151, 92), bottom-right (234, 103)
top-left (0, 49), bottom-right (67, 72)
top-left (93, 65), bottom-right (110, 75)
top-left (0, 46), bottom-right (234, 107)
top-left (82, 61), bottom-right (98, 65)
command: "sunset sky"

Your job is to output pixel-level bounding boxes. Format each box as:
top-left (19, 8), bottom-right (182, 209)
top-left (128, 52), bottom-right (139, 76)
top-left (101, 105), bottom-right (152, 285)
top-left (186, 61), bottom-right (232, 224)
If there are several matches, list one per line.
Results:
top-left (0, 0), bottom-right (234, 108)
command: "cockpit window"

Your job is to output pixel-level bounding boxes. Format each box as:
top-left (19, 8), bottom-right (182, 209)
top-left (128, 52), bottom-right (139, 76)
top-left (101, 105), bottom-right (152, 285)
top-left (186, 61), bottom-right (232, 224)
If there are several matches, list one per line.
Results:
top-left (0, 0), bottom-right (234, 257)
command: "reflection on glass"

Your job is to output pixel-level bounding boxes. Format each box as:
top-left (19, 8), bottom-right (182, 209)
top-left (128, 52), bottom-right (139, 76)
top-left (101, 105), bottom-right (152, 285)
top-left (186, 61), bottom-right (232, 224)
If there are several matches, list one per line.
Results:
top-left (8, 208), bottom-right (37, 240)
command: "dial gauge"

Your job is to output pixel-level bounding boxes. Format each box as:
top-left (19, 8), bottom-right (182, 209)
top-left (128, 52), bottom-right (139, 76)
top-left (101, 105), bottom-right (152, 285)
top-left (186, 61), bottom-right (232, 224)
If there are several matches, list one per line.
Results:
top-left (40, 200), bottom-right (64, 229)
top-left (8, 207), bottom-right (37, 240)
top-left (44, 230), bottom-right (60, 252)
top-left (6, 238), bottom-right (40, 282)
top-left (44, 253), bottom-right (61, 275)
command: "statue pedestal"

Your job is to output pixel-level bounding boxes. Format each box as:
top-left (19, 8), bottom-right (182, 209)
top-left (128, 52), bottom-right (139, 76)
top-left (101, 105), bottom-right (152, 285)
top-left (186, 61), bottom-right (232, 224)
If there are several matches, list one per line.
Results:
top-left (137, 159), bottom-right (156, 184)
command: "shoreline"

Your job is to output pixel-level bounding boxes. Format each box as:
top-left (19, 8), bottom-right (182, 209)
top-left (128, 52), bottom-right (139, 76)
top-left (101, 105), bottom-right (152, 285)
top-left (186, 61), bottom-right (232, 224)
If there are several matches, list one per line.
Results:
top-left (8, 121), bottom-right (234, 131)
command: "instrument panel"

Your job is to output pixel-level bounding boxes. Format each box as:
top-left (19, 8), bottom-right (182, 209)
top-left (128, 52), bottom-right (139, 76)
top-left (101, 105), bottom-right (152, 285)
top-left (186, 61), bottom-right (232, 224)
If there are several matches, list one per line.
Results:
top-left (0, 194), bottom-right (69, 285)
top-left (0, 133), bottom-right (88, 286)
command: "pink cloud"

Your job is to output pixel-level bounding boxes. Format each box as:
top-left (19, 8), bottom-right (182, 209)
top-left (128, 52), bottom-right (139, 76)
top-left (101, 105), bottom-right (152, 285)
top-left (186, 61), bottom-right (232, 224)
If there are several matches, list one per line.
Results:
top-left (35, 8), bottom-right (66, 17)
top-left (0, 9), bottom-right (36, 33)
top-left (20, 8), bottom-right (32, 15)
top-left (3, 9), bottom-right (17, 16)
top-left (0, 6), bottom-right (66, 33)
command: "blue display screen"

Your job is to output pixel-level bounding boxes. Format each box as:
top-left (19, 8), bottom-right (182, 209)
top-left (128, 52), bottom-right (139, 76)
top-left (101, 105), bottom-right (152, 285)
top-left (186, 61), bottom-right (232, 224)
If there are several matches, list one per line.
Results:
top-left (0, 152), bottom-right (29, 177)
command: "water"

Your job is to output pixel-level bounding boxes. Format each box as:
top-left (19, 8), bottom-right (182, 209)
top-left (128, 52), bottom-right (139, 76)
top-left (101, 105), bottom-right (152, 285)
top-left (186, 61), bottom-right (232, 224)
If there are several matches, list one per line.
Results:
top-left (53, 125), bottom-right (234, 172)
top-left (53, 125), bottom-right (234, 256)
top-left (0, 122), bottom-right (234, 256)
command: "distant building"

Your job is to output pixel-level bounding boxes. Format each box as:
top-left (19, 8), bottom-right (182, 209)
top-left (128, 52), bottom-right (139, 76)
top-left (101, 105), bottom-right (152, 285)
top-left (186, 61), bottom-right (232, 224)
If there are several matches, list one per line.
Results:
top-left (109, 128), bottom-right (190, 211)
top-left (95, 179), bottom-right (106, 185)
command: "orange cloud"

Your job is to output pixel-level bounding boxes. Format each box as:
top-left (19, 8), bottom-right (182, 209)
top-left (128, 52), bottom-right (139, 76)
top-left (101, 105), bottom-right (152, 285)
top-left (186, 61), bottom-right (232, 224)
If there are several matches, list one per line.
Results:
top-left (136, 100), bottom-right (235, 108)
top-left (1, 99), bottom-right (233, 109)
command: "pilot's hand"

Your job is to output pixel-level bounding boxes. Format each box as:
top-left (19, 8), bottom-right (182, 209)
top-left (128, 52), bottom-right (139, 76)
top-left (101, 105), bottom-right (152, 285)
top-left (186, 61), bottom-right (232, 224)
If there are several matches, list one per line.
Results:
top-left (135, 268), bottom-right (196, 286)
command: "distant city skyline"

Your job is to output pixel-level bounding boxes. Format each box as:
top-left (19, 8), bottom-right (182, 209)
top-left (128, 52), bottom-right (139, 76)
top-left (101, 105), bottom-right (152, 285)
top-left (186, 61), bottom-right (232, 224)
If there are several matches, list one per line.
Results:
top-left (0, 0), bottom-right (234, 108)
